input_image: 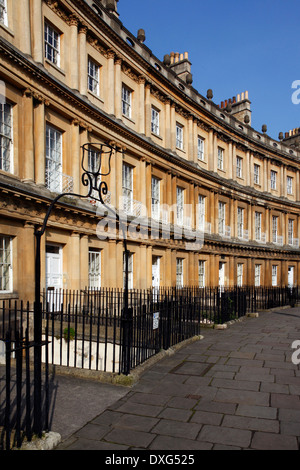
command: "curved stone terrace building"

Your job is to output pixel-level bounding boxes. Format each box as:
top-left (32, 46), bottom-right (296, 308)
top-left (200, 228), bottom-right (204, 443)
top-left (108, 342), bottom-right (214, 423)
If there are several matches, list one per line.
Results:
top-left (0, 0), bottom-right (300, 302)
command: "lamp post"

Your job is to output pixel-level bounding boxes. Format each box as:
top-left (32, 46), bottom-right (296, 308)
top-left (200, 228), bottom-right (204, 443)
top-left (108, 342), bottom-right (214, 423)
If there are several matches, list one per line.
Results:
top-left (33, 142), bottom-right (130, 436)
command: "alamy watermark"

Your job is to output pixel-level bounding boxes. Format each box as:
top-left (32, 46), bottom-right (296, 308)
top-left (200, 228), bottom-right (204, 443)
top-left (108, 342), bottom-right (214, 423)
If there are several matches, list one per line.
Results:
top-left (291, 340), bottom-right (300, 365)
top-left (95, 200), bottom-right (205, 251)
top-left (291, 80), bottom-right (300, 104)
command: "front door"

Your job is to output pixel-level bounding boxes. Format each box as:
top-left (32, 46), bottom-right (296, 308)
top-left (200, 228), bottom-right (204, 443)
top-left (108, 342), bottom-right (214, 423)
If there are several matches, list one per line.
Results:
top-left (152, 256), bottom-right (160, 300)
top-left (219, 262), bottom-right (225, 290)
top-left (46, 245), bottom-right (62, 290)
top-left (288, 266), bottom-right (294, 288)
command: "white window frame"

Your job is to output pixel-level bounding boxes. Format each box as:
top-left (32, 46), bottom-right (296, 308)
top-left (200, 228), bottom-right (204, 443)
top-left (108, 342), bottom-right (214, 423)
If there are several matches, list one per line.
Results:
top-left (198, 195), bottom-right (205, 231)
top-left (198, 260), bottom-right (205, 288)
top-left (45, 124), bottom-right (62, 192)
top-left (176, 258), bottom-right (183, 287)
top-left (218, 201), bottom-right (225, 235)
top-left (88, 249), bottom-right (101, 289)
top-left (88, 57), bottom-right (100, 96)
top-left (176, 187), bottom-right (184, 225)
top-left (44, 22), bottom-right (60, 67)
top-left (237, 263), bottom-right (243, 287)
top-left (254, 164), bottom-right (260, 185)
top-left (255, 264), bottom-right (261, 287)
top-left (151, 107), bottom-right (160, 135)
top-left (288, 219), bottom-right (294, 245)
top-left (217, 147), bottom-right (224, 170)
top-left (236, 156), bottom-right (242, 178)
top-left (237, 207), bottom-right (244, 238)
top-left (0, 102), bottom-right (13, 173)
top-left (270, 170), bottom-right (277, 190)
top-left (122, 85), bottom-right (131, 118)
top-left (0, 0), bottom-right (8, 26)
top-left (197, 137), bottom-right (205, 161)
top-left (151, 176), bottom-right (160, 220)
top-left (176, 123), bottom-right (183, 150)
top-left (287, 176), bottom-right (293, 195)
top-left (272, 216), bottom-right (278, 243)
top-left (272, 265), bottom-right (278, 287)
top-left (0, 236), bottom-right (12, 292)
top-left (255, 211), bottom-right (261, 240)
top-left (122, 163), bottom-right (133, 213)
top-left (123, 252), bottom-right (133, 290)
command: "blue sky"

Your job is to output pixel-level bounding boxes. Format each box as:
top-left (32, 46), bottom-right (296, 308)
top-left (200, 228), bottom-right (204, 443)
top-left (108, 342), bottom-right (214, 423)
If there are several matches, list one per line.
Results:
top-left (118, 0), bottom-right (300, 140)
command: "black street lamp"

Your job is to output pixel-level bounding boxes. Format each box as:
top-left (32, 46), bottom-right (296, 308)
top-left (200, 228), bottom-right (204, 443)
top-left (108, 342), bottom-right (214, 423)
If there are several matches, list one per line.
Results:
top-left (33, 142), bottom-right (130, 436)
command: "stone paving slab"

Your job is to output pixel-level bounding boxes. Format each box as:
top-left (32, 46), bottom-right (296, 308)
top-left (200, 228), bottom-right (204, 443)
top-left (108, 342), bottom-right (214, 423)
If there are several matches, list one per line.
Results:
top-left (56, 307), bottom-right (300, 451)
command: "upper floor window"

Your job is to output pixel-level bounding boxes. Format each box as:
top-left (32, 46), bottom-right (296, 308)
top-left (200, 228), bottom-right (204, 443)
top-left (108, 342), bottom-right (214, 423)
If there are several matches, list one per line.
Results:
top-left (272, 215), bottom-right (278, 243)
top-left (218, 201), bottom-right (225, 235)
top-left (151, 176), bottom-right (160, 220)
top-left (217, 147), bottom-right (224, 170)
top-left (288, 219), bottom-right (294, 245)
top-left (0, 0), bottom-right (8, 26)
top-left (270, 170), bottom-right (277, 190)
top-left (88, 58), bottom-right (100, 96)
top-left (237, 207), bottom-right (244, 238)
top-left (0, 102), bottom-right (13, 173)
top-left (176, 123), bottom-right (183, 150)
top-left (88, 249), bottom-right (101, 289)
top-left (198, 195), bottom-right (205, 231)
top-left (255, 211), bottom-right (262, 240)
top-left (122, 163), bottom-right (133, 213)
top-left (45, 125), bottom-right (62, 192)
top-left (44, 22), bottom-right (60, 67)
top-left (197, 137), bottom-right (205, 161)
top-left (236, 156), bottom-right (242, 178)
top-left (122, 85), bottom-right (131, 118)
top-left (254, 164), bottom-right (260, 185)
top-left (287, 176), bottom-right (293, 195)
top-left (176, 186), bottom-right (184, 225)
top-left (151, 107), bottom-right (160, 135)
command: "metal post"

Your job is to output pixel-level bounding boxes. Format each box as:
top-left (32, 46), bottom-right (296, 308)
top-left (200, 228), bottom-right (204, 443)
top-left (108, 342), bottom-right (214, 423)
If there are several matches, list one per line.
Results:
top-left (33, 230), bottom-right (42, 436)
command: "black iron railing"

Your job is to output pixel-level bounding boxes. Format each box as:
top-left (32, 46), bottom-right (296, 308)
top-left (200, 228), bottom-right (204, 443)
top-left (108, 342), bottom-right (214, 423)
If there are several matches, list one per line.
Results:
top-left (1, 285), bottom-right (299, 449)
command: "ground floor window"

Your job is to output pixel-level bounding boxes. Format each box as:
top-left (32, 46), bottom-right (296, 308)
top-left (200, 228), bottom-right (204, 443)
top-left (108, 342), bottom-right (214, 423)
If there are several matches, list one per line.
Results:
top-left (0, 236), bottom-right (12, 292)
top-left (176, 258), bottom-right (183, 287)
top-left (123, 252), bottom-right (133, 289)
top-left (89, 249), bottom-right (101, 289)
top-left (272, 265), bottom-right (278, 287)
top-left (198, 260), bottom-right (205, 287)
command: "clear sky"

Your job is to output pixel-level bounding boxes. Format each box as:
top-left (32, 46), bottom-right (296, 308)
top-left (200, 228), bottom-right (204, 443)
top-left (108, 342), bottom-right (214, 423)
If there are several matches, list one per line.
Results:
top-left (117, 0), bottom-right (300, 140)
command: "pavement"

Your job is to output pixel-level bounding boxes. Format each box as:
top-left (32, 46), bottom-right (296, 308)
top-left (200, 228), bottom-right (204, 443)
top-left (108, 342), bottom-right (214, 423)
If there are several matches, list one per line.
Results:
top-left (45, 305), bottom-right (300, 451)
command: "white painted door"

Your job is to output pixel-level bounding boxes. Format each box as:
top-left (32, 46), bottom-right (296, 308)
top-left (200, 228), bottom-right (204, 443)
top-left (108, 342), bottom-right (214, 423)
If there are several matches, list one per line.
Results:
top-left (152, 257), bottom-right (160, 289)
top-left (46, 245), bottom-right (62, 290)
top-left (152, 256), bottom-right (160, 300)
top-left (219, 262), bottom-right (225, 289)
top-left (288, 266), bottom-right (294, 288)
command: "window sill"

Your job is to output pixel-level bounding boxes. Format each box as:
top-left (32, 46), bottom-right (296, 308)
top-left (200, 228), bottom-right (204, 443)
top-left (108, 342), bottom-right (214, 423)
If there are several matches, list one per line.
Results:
top-left (44, 58), bottom-right (65, 77)
top-left (0, 22), bottom-right (14, 37)
top-left (0, 292), bottom-right (19, 300)
top-left (88, 90), bottom-right (104, 105)
top-left (122, 114), bottom-right (135, 125)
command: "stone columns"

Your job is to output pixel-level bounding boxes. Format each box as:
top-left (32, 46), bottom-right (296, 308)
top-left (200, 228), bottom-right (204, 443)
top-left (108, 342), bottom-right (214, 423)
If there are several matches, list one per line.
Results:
top-left (106, 50), bottom-right (115, 115)
top-left (18, 0), bottom-right (31, 55)
top-left (69, 15), bottom-right (79, 90)
top-left (78, 25), bottom-right (88, 95)
top-left (114, 58), bottom-right (122, 119)
top-left (68, 232), bottom-right (80, 291)
top-left (71, 120), bottom-right (80, 193)
top-left (32, 0), bottom-right (43, 63)
top-left (165, 98), bottom-right (171, 149)
top-left (34, 98), bottom-right (45, 185)
top-left (170, 102), bottom-right (176, 151)
top-left (23, 90), bottom-right (34, 182)
top-left (138, 76), bottom-right (146, 135)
